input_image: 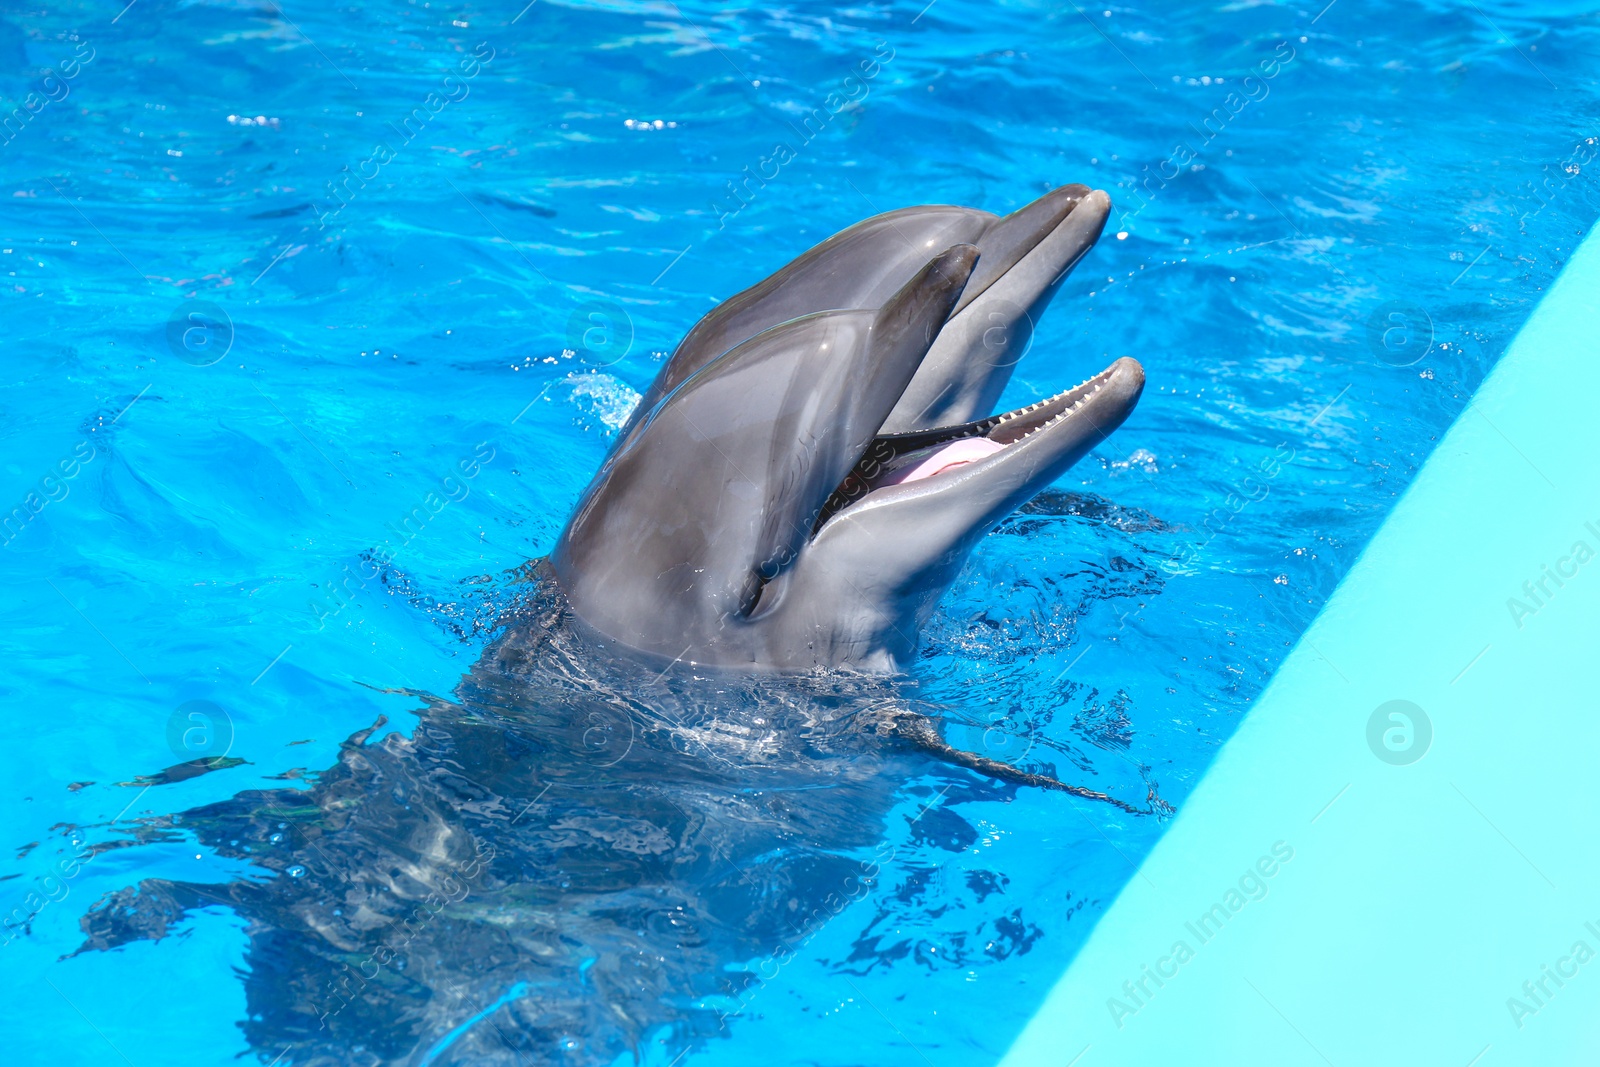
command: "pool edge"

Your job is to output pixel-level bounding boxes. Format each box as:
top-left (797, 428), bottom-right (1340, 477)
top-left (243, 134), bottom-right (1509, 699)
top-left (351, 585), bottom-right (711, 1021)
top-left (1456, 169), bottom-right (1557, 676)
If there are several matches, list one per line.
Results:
top-left (999, 221), bottom-right (1600, 1066)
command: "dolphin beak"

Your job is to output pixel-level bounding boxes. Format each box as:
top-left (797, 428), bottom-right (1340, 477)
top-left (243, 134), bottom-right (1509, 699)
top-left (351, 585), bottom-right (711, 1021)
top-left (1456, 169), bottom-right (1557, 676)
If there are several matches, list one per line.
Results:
top-left (950, 184), bottom-right (1103, 317)
top-left (881, 186), bottom-right (1113, 434)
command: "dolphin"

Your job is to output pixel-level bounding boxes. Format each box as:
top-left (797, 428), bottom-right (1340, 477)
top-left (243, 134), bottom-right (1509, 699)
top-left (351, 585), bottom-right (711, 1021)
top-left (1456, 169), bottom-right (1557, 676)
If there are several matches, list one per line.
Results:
top-left (68, 187), bottom-right (1157, 1067)
top-left (554, 195), bottom-right (1142, 674)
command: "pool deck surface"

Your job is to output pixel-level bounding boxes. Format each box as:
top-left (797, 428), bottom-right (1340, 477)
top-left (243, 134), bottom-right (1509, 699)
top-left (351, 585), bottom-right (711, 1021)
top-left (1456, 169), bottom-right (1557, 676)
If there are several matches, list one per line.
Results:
top-left (1001, 224), bottom-right (1600, 1066)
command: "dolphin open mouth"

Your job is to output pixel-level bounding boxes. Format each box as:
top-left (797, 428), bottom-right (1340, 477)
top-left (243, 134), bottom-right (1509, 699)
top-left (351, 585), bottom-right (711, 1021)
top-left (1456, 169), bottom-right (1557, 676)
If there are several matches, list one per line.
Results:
top-left (814, 357), bottom-right (1143, 533)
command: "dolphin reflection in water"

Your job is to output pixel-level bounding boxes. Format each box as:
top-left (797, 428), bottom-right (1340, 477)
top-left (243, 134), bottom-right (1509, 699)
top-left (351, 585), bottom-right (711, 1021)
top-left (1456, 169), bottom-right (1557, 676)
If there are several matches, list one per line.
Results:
top-left (75, 186), bottom-right (1161, 1065)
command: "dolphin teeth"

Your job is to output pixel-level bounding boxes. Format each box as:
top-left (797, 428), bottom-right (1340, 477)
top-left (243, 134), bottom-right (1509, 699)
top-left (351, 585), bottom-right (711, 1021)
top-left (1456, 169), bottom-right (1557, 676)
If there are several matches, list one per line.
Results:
top-left (979, 363), bottom-right (1124, 448)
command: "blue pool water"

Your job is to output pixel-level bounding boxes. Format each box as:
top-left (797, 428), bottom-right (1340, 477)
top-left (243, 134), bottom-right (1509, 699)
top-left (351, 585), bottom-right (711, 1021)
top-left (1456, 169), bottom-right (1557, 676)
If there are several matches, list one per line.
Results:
top-left (2, 0), bottom-right (1597, 1064)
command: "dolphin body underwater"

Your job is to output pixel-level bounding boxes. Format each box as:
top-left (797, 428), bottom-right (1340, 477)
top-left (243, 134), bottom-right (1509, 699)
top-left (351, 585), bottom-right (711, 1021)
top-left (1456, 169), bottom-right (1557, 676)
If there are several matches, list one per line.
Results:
top-left (73, 186), bottom-right (1150, 1066)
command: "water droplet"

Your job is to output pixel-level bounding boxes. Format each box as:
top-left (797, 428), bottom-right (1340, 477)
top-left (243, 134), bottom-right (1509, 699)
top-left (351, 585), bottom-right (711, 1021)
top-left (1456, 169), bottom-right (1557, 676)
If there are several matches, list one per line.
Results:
top-left (287, 865), bottom-right (307, 878)
top-left (269, 832), bottom-right (286, 845)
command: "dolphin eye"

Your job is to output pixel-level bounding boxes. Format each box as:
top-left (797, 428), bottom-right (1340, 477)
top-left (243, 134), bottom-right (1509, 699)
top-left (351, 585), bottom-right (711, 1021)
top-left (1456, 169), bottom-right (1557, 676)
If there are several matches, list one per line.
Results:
top-left (736, 569), bottom-right (771, 618)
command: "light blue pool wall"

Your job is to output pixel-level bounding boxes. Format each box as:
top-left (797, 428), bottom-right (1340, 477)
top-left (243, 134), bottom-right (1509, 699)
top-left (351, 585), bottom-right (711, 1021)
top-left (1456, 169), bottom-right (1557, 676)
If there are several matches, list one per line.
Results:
top-left (1001, 220), bottom-right (1600, 1065)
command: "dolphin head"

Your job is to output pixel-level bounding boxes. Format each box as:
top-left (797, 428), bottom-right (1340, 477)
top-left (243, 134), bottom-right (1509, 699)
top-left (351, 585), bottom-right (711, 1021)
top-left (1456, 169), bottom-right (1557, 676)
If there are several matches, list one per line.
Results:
top-left (552, 230), bottom-right (1144, 672)
top-left (621, 185), bottom-right (1111, 437)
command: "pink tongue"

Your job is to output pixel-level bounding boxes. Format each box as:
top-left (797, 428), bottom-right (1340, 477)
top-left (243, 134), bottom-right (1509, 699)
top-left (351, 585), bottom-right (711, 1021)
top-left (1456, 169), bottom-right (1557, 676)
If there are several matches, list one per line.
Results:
top-left (880, 437), bottom-right (1005, 487)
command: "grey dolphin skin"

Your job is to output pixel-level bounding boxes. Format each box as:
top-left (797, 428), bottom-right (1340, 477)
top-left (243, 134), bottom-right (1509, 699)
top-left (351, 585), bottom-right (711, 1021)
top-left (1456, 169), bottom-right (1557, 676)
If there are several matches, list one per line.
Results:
top-left (554, 184), bottom-right (1142, 675)
top-left (69, 186), bottom-right (1158, 1067)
